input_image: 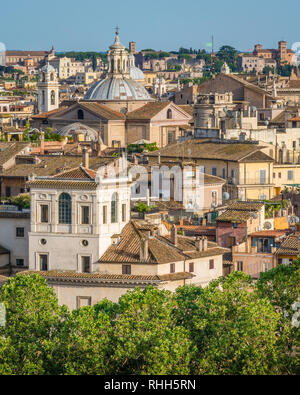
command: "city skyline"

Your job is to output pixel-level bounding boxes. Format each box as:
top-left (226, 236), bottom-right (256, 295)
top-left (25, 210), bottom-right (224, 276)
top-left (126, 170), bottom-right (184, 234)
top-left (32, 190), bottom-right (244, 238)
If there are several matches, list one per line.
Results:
top-left (0, 0), bottom-right (299, 53)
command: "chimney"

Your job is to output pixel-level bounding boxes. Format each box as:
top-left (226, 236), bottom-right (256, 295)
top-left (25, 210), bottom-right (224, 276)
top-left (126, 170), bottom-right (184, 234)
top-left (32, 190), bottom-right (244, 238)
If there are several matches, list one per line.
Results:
top-left (171, 224), bottom-right (178, 246)
top-left (195, 236), bottom-right (203, 252)
top-left (82, 147), bottom-right (89, 169)
top-left (40, 131), bottom-right (45, 155)
top-left (202, 236), bottom-right (208, 251)
top-left (140, 237), bottom-right (149, 262)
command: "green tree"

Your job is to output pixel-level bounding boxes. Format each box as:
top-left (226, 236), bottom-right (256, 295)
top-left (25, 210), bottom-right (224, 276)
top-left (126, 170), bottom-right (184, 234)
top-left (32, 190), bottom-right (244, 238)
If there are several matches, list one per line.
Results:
top-left (256, 259), bottom-right (300, 374)
top-left (136, 202), bottom-right (156, 214)
top-left (175, 273), bottom-right (282, 375)
top-left (0, 274), bottom-right (68, 375)
top-left (109, 287), bottom-right (193, 375)
top-left (217, 45), bottom-right (239, 72)
top-left (57, 306), bottom-right (113, 375)
top-left (256, 259), bottom-right (300, 318)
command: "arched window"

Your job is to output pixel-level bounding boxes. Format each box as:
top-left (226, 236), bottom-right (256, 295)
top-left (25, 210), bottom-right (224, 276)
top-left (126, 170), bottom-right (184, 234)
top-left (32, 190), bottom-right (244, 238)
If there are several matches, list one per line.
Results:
top-left (42, 90), bottom-right (45, 105)
top-left (167, 109), bottom-right (172, 119)
top-left (111, 192), bottom-right (119, 223)
top-left (50, 73), bottom-right (54, 81)
top-left (59, 193), bottom-right (72, 224)
top-left (51, 90), bottom-right (55, 106)
top-left (42, 73), bottom-right (46, 82)
top-left (118, 59), bottom-right (121, 72)
top-left (78, 109), bottom-right (84, 120)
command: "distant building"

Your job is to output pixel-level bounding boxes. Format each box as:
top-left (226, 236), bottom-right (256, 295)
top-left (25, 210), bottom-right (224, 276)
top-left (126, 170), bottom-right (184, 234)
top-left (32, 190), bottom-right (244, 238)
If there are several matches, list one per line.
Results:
top-left (252, 41), bottom-right (294, 66)
top-left (5, 47), bottom-right (55, 67)
top-left (238, 55), bottom-right (265, 73)
top-left (129, 41), bottom-right (136, 54)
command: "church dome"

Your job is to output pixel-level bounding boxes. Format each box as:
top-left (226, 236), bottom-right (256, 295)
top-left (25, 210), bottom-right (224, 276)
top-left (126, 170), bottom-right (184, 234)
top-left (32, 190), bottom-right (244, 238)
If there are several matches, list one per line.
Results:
top-left (40, 63), bottom-right (55, 73)
top-left (84, 76), bottom-right (151, 101)
top-left (130, 66), bottom-right (145, 81)
top-left (84, 31), bottom-right (151, 102)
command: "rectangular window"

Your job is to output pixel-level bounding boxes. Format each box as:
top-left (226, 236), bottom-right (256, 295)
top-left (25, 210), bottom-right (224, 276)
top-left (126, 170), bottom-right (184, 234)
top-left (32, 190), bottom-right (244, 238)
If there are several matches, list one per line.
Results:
top-left (16, 258), bottom-right (24, 267)
top-left (5, 187), bottom-right (11, 197)
top-left (103, 205), bottom-right (107, 224)
top-left (77, 296), bottom-right (91, 309)
top-left (40, 255), bottom-right (48, 271)
top-left (81, 206), bottom-right (90, 225)
top-left (278, 172), bottom-right (281, 179)
top-left (288, 170), bottom-right (294, 181)
top-left (189, 262), bottom-right (194, 273)
top-left (209, 259), bottom-right (214, 270)
top-left (170, 263), bottom-right (175, 273)
top-left (212, 191), bottom-right (218, 206)
top-left (212, 167), bottom-right (217, 176)
top-left (222, 168), bottom-right (226, 179)
top-left (237, 261), bottom-right (243, 272)
top-left (260, 169), bottom-right (267, 184)
top-left (122, 204), bottom-right (126, 222)
top-left (41, 205), bottom-right (49, 223)
top-left (231, 169), bottom-right (235, 179)
top-left (16, 227), bottom-right (24, 238)
top-left (81, 256), bottom-right (91, 273)
top-left (122, 264), bottom-right (131, 275)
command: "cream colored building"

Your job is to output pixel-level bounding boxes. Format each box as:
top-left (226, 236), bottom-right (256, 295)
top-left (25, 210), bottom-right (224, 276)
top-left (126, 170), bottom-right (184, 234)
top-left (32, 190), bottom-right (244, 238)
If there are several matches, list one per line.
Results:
top-left (0, 155), bottom-right (228, 310)
top-left (31, 32), bottom-right (192, 148)
top-left (148, 139), bottom-right (276, 201)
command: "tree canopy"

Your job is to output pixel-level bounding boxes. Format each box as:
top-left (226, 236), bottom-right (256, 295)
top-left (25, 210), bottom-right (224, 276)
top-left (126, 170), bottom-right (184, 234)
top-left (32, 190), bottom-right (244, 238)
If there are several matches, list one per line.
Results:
top-left (0, 268), bottom-right (298, 375)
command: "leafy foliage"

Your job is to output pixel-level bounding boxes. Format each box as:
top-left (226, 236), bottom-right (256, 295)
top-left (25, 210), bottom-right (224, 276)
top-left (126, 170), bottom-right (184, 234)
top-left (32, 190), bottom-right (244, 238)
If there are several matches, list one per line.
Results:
top-left (0, 270), bottom-right (298, 375)
top-left (6, 194), bottom-right (30, 209)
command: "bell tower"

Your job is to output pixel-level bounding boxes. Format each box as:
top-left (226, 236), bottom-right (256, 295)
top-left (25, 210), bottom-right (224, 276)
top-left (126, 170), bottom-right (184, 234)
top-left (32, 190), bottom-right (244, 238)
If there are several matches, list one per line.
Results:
top-left (37, 63), bottom-right (59, 113)
top-left (107, 27), bottom-right (130, 78)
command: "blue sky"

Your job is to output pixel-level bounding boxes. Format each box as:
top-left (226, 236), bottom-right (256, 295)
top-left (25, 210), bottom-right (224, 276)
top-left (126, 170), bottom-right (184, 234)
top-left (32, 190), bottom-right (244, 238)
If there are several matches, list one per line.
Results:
top-left (1, 0), bottom-right (299, 52)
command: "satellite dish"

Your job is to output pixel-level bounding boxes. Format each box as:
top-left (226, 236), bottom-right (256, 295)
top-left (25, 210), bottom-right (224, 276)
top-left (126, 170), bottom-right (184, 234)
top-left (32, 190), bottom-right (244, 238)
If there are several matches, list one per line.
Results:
top-left (223, 192), bottom-right (230, 201)
top-left (264, 221), bottom-right (272, 230)
top-left (291, 216), bottom-right (300, 224)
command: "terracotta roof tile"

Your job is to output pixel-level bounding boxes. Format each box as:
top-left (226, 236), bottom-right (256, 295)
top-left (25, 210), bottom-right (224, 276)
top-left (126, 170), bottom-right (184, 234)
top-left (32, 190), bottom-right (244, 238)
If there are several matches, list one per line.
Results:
top-left (52, 166), bottom-right (96, 180)
top-left (275, 235), bottom-right (300, 256)
top-left (19, 270), bottom-right (194, 284)
top-left (2, 156), bottom-right (114, 178)
top-left (100, 220), bottom-right (228, 264)
top-left (126, 102), bottom-right (170, 120)
top-left (26, 180), bottom-right (97, 190)
top-left (77, 102), bottom-right (125, 120)
top-left (31, 107), bottom-right (68, 119)
top-left (217, 210), bottom-right (253, 223)
top-left (0, 142), bottom-right (31, 166)
top-left (148, 139), bottom-right (267, 162)
top-left (226, 201), bottom-right (264, 211)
